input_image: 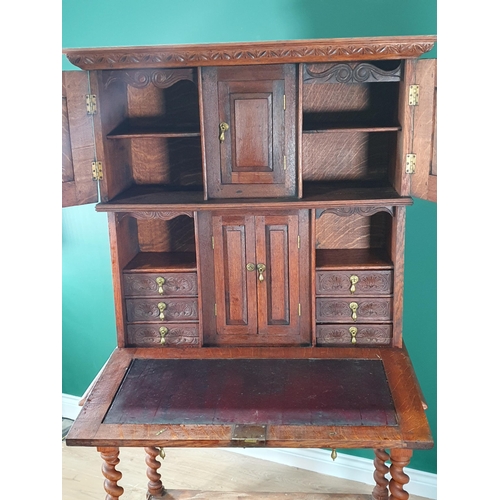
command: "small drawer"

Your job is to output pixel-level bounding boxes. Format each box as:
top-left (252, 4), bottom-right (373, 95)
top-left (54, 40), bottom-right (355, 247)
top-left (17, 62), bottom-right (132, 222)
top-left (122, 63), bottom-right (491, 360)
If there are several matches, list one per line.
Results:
top-left (126, 323), bottom-right (199, 347)
top-left (123, 272), bottom-right (198, 297)
top-left (316, 270), bottom-right (393, 296)
top-left (125, 298), bottom-right (199, 323)
top-left (316, 324), bottom-right (392, 346)
top-left (316, 297), bottom-right (392, 323)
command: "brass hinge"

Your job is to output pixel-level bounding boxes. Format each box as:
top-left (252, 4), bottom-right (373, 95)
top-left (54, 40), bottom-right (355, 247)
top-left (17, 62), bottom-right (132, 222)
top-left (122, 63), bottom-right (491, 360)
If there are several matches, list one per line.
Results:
top-left (409, 85), bottom-right (419, 106)
top-left (406, 154), bottom-right (416, 174)
top-left (283, 95), bottom-right (286, 110)
top-left (214, 303), bottom-right (217, 316)
top-left (212, 236), bottom-right (215, 250)
top-left (298, 303), bottom-right (302, 316)
top-left (298, 235), bottom-right (301, 249)
top-left (91, 161), bottom-right (103, 181)
top-left (86, 94), bottom-right (97, 114)
top-left (283, 156), bottom-right (287, 170)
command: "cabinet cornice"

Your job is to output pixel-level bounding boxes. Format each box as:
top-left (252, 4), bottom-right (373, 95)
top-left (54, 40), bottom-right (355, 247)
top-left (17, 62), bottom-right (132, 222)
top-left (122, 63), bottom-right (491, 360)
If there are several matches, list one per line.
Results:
top-left (63, 36), bottom-right (436, 70)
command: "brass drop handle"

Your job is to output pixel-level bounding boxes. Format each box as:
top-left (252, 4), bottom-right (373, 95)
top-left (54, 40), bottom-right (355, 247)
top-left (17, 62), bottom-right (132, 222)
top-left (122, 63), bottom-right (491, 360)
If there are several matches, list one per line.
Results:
top-left (158, 302), bottom-right (167, 320)
top-left (219, 122), bottom-right (229, 142)
top-left (257, 263), bottom-right (266, 282)
top-left (159, 326), bottom-right (169, 345)
top-left (349, 326), bottom-right (358, 344)
top-left (156, 276), bottom-right (165, 295)
top-left (349, 302), bottom-right (358, 322)
top-left (349, 275), bottom-right (359, 294)
top-left (246, 263), bottom-right (256, 272)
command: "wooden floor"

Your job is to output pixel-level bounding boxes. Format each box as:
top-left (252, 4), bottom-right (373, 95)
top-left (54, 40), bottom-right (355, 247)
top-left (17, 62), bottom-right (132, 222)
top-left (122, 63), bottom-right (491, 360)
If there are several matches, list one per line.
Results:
top-left (62, 441), bottom-right (432, 500)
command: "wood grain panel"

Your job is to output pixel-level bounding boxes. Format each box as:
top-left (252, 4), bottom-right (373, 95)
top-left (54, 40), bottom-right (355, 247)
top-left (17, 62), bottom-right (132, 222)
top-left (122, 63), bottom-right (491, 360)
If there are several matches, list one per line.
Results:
top-left (62, 71), bottom-right (98, 207)
top-left (302, 132), bottom-right (396, 182)
top-left (137, 215), bottom-right (196, 253)
top-left (315, 212), bottom-right (390, 250)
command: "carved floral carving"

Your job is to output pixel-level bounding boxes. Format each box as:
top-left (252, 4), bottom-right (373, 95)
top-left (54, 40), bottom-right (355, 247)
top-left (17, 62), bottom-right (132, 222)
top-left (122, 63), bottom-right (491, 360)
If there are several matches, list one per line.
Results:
top-left (304, 62), bottom-right (401, 84)
top-left (65, 38), bottom-right (436, 70)
top-left (123, 273), bottom-right (198, 296)
top-left (104, 69), bottom-right (195, 89)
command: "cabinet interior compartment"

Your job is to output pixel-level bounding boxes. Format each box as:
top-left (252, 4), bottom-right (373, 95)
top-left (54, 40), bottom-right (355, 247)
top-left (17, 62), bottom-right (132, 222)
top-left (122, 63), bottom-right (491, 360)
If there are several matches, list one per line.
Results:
top-left (301, 62), bottom-right (401, 192)
top-left (97, 68), bottom-right (204, 201)
top-left (314, 210), bottom-right (394, 269)
top-left (118, 213), bottom-right (197, 272)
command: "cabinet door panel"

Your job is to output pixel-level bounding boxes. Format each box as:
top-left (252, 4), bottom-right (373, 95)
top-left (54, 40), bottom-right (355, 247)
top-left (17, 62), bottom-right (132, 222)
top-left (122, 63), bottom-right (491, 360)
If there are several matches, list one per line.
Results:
top-left (202, 65), bottom-right (296, 198)
top-left (219, 80), bottom-right (284, 185)
top-left (255, 214), bottom-right (299, 335)
top-left (213, 214), bottom-right (258, 336)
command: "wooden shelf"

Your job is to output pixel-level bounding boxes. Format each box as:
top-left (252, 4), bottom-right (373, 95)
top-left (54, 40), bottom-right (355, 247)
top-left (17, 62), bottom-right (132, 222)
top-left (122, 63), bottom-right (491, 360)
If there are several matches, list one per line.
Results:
top-left (123, 252), bottom-right (197, 272)
top-left (302, 124), bottom-right (401, 133)
top-left (107, 119), bottom-right (200, 139)
top-left (315, 249), bottom-right (393, 270)
top-left (96, 183), bottom-right (412, 212)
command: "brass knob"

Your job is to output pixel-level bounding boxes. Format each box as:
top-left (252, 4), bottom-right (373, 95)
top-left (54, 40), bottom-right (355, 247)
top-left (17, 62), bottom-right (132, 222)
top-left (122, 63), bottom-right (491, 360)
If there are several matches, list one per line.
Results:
top-left (349, 275), bottom-right (359, 294)
top-left (257, 263), bottom-right (266, 282)
top-left (159, 326), bottom-right (169, 345)
top-left (246, 263), bottom-right (256, 272)
top-left (349, 326), bottom-right (358, 344)
top-left (156, 276), bottom-right (165, 295)
top-left (158, 302), bottom-right (167, 320)
top-left (349, 302), bottom-right (358, 321)
top-left (219, 122), bottom-right (229, 142)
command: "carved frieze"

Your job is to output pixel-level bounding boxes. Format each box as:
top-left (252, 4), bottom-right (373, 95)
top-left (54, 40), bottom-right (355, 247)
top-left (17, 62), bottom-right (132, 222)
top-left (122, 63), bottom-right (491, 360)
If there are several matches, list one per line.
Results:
top-left (64, 37), bottom-right (436, 70)
top-left (316, 206), bottom-right (394, 219)
top-left (304, 62), bottom-right (401, 84)
top-left (104, 69), bottom-right (195, 89)
top-left (129, 211), bottom-right (194, 220)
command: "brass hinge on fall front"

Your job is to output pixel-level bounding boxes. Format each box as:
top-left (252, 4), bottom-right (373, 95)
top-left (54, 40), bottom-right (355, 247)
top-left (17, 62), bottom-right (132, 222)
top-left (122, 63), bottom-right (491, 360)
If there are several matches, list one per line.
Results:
top-left (409, 85), bottom-right (419, 106)
top-left (231, 424), bottom-right (266, 446)
top-left (86, 94), bottom-right (97, 114)
top-left (91, 161), bottom-right (103, 181)
top-left (406, 154), bottom-right (416, 174)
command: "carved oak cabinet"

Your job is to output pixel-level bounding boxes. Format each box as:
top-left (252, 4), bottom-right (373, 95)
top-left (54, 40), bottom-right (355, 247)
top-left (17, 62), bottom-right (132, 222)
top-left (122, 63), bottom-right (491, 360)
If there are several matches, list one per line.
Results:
top-left (63, 36), bottom-right (437, 499)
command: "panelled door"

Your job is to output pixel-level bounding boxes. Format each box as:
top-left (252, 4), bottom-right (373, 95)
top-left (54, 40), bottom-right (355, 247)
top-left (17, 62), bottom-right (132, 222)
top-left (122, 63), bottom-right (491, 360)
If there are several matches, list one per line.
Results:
top-left (202, 65), bottom-right (297, 199)
top-left (201, 210), bottom-right (309, 345)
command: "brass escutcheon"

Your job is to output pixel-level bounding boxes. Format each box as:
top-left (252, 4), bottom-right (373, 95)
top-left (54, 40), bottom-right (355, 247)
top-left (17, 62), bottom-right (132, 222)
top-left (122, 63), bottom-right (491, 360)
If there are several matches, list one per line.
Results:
top-left (159, 326), bottom-right (169, 345)
top-left (349, 302), bottom-right (358, 322)
top-left (349, 326), bottom-right (358, 344)
top-left (158, 302), bottom-right (167, 320)
top-left (219, 122), bottom-right (229, 142)
top-left (156, 276), bottom-right (165, 295)
top-left (349, 275), bottom-right (359, 294)
top-left (257, 263), bottom-right (266, 282)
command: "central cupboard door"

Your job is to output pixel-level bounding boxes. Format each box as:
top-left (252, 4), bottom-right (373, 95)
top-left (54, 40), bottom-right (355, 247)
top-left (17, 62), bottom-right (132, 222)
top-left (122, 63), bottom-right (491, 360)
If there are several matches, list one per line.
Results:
top-left (199, 211), bottom-right (310, 345)
top-left (202, 65), bottom-right (297, 198)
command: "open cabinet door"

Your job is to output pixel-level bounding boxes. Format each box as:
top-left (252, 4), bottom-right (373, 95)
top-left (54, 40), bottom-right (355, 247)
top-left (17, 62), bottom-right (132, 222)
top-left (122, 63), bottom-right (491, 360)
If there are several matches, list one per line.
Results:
top-left (62, 71), bottom-right (99, 207)
top-left (410, 58), bottom-right (437, 202)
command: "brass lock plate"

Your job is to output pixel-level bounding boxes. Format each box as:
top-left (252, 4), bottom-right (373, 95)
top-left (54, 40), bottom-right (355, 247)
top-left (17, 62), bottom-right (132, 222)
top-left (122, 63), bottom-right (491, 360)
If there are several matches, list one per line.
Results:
top-left (231, 424), bottom-right (267, 446)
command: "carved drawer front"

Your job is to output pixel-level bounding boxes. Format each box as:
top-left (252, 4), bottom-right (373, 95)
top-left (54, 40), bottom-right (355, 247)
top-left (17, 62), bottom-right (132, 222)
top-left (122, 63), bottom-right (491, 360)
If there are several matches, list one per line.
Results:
top-left (123, 272), bottom-right (198, 297)
top-left (316, 324), bottom-right (392, 346)
top-left (125, 298), bottom-right (199, 323)
top-left (316, 297), bottom-right (392, 323)
top-left (316, 270), bottom-right (393, 296)
top-left (126, 323), bottom-right (199, 347)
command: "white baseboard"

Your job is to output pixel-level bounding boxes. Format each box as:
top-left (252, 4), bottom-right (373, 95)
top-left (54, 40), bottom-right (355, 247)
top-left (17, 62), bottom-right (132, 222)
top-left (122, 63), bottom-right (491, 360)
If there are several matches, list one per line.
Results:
top-left (62, 393), bottom-right (436, 499)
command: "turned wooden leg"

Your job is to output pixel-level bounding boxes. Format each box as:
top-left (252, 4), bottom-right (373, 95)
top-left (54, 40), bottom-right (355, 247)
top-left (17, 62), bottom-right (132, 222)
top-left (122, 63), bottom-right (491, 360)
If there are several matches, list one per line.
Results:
top-left (145, 446), bottom-right (167, 498)
top-left (372, 448), bottom-right (390, 500)
top-left (388, 448), bottom-right (413, 500)
top-left (97, 447), bottom-right (124, 500)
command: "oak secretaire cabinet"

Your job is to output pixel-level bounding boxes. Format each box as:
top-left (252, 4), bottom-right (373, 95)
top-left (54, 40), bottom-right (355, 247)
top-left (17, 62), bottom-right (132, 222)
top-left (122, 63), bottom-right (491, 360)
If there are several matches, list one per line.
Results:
top-left (63, 36), bottom-right (437, 500)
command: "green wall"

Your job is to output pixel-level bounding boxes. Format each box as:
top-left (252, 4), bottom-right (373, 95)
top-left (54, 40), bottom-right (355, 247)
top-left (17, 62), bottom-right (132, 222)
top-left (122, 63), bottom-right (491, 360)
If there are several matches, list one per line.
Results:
top-left (62, 0), bottom-right (437, 474)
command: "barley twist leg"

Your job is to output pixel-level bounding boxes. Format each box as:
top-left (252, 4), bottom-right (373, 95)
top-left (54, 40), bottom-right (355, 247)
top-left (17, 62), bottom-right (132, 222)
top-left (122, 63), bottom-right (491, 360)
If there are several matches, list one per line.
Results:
top-left (145, 446), bottom-right (167, 498)
top-left (388, 448), bottom-right (413, 500)
top-left (97, 447), bottom-right (124, 500)
top-left (372, 448), bottom-right (390, 500)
